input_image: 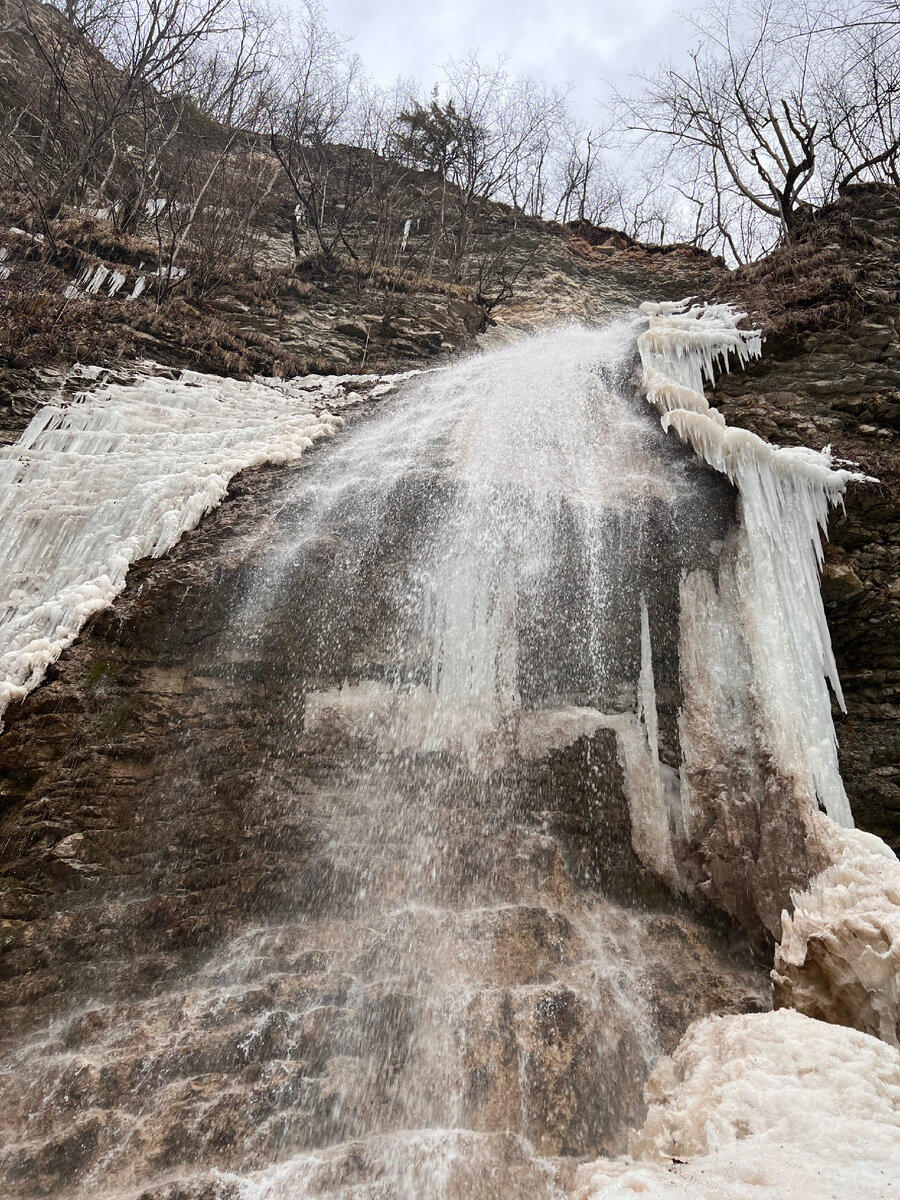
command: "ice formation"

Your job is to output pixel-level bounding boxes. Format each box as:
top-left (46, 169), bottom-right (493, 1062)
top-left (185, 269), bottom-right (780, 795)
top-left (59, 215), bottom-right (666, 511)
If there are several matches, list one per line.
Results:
top-left (607, 596), bottom-right (679, 888)
top-left (82, 264), bottom-right (109, 294)
top-left (574, 1008), bottom-right (900, 1200)
top-left (774, 814), bottom-right (900, 1047)
top-left (0, 368), bottom-right (411, 722)
top-left (638, 300), bottom-right (864, 826)
top-left (627, 302), bottom-right (900, 1197)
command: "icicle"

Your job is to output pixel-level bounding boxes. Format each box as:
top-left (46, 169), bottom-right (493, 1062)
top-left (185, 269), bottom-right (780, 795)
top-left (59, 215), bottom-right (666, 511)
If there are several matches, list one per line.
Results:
top-left (597, 710), bottom-right (677, 887)
top-left (638, 299), bottom-right (868, 826)
top-left (83, 265), bottom-right (109, 294)
top-left (638, 596), bottom-right (660, 777)
top-left (107, 270), bottom-right (127, 297)
top-left (600, 596), bottom-right (678, 888)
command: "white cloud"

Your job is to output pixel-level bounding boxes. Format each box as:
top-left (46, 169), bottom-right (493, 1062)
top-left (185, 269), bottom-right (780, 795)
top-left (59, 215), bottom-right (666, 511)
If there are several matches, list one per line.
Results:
top-left (318, 0), bottom-right (706, 122)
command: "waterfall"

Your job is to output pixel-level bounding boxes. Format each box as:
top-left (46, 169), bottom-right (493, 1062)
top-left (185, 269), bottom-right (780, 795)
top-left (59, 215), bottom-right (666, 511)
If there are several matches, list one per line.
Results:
top-left (1, 311), bottom-right (897, 1200)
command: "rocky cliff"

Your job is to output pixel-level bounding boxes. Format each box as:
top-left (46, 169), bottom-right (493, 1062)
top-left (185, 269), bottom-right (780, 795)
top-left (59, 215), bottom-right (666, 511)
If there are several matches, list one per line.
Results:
top-left (497, 185), bottom-right (900, 851)
top-left (1, 186), bottom-right (897, 962)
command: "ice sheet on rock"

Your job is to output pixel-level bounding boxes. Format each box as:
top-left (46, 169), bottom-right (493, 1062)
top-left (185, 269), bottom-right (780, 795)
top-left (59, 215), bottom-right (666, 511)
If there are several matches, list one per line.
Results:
top-left (774, 815), bottom-right (900, 1047)
top-left (638, 299), bottom-right (866, 826)
top-left (574, 1008), bottom-right (900, 1200)
top-left (614, 596), bottom-right (677, 886)
top-left (0, 369), bottom-right (408, 722)
top-left (638, 299), bottom-right (762, 395)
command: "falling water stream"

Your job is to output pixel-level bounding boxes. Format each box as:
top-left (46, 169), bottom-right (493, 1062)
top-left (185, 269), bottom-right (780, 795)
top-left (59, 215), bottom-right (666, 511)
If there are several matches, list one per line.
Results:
top-left (0, 325), bottom-right (773, 1199)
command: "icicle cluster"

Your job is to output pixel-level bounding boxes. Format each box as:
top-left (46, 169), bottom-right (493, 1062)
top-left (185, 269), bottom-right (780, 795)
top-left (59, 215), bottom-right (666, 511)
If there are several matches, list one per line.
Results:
top-left (0, 368), bottom-right (410, 723)
top-left (638, 299), bottom-right (865, 826)
top-left (637, 297), bottom-right (900, 1082)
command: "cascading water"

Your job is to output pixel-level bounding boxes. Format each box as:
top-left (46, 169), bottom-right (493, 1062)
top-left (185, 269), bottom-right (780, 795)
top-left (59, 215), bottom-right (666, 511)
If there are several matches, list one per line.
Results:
top-left (0, 316), bottom-right (859, 1199)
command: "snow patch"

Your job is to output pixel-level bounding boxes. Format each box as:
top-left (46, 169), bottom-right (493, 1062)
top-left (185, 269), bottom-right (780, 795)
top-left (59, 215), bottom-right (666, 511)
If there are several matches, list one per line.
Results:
top-left (574, 1008), bottom-right (900, 1199)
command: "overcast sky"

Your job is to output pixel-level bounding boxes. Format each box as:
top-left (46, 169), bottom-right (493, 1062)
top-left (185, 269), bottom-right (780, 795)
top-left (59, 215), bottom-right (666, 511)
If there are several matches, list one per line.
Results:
top-left (319, 0), bottom-right (705, 123)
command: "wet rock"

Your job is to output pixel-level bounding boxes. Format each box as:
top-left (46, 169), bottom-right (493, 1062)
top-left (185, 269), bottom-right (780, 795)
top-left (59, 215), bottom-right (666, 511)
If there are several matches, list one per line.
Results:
top-left (709, 183), bottom-right (900, 853)
top-left (0, 179), bottom-right (896, 1200)
top-left (333, 321), bottom-right (369, 341)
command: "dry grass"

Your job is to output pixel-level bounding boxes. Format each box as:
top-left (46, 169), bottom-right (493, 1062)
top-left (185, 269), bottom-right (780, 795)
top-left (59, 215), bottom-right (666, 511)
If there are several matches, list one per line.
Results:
top-left (0, 286), bottom-right (317, 377)
top-left (362, 261), bottom-right (475, 299)
top-left (1, 290), bottom-right (135, 367)
top-left (0, 189), bottom-right (485, 385)
top-left (0, 203), bottom-right (332, 377)
top-left (0, 245), bottom-right (319, 377)
top-left (727, 184), bottom-right (900, 343)
top-left (131, 299), bottom-right (312, 377)
top-left (291, 251), bottom-right (476, 299)
top-left (725, 241), bottom-right (861, 343)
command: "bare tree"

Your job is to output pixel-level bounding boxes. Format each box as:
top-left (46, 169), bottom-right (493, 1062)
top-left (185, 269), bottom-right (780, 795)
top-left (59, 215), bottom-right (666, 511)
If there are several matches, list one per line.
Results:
top-left (348, 77), bottom-right (419, 271)
top-left (11, 0), bottom-right (241, 219)
top-left (619, 0), bottom-right (826, 247)
top-left (613, 0), bottom-right (900, 259)
top-left (394, 55), bottom-right (566, 281)
top-left (812, 3), bottom-right (900, 192)
top-left (263, 1), bottom-right (370, 267)
top-left (553, 121), bottom-right (606, 223)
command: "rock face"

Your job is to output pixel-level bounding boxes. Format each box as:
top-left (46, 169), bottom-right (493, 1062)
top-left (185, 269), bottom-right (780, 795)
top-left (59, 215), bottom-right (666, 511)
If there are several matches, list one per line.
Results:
top-left (503, 185), bottom-right (900, 855)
